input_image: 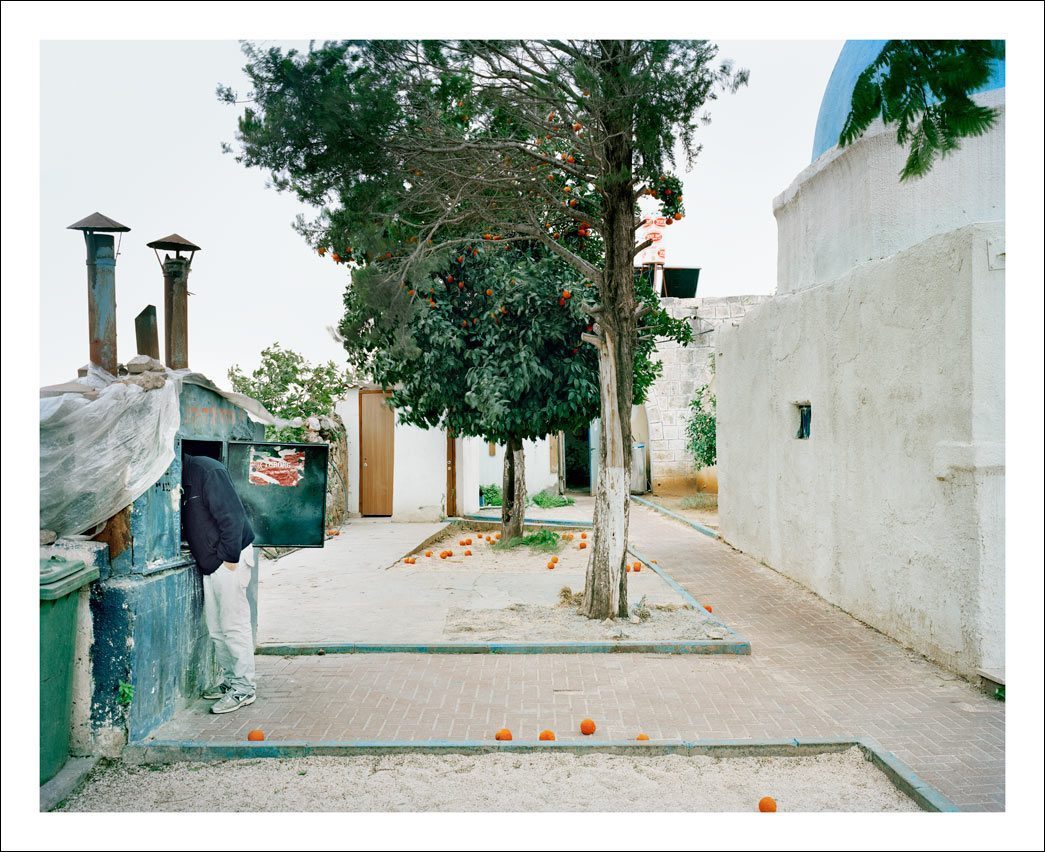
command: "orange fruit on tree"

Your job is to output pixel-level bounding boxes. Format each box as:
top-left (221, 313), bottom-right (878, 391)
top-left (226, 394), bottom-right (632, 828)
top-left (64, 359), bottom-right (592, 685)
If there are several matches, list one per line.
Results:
top-left (317, 247), bottom-right (326, 256)
top-left (636, 733), bottom-right (650, 741)
top-left (674, 213), bottom-right (683, 221)
top-left (539, 730), bottom-right (556, 741)
top-left (247, 729), bottom-right (265, 742)
top-left (758, 796), bottom-right (777, 813)
top-left (495, 728), bottom-right (513, 741)
top-left (486, 288), bottom-right (493, 296)
top-left (579, 718), bottom-right (596, 736)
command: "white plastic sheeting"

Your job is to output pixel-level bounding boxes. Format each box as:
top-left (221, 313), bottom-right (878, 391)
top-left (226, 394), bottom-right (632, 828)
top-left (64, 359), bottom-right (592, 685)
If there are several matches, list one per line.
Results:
top-left (39, 367), bottom-right (299, 538)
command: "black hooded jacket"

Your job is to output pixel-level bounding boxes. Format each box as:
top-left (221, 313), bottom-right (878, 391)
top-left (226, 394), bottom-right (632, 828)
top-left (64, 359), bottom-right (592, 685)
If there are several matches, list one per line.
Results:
top-left (181, 454), bottom-right (255, 575)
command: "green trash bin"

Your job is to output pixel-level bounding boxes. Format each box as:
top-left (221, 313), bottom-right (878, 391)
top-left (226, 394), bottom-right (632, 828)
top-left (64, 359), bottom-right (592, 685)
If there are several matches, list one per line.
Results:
top-left (40, 556), bottom-right (98, 785)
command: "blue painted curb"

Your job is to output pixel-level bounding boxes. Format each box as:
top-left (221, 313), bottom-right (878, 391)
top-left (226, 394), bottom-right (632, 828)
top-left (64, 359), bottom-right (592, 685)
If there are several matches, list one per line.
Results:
top-left (257, 637), bottom-right (749, 656)
top-left (460, 514), bottom-right (593, 529)
top-left (630, 495), bottom-right (718, 538)
top-left (123, 736), bottom-right (958, 811)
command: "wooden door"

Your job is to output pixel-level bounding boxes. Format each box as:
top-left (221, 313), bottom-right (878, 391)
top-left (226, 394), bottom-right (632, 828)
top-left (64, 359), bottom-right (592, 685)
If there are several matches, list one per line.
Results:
top-left (445, 433), bottom-right (457, 517)
top-left (359, 391), bottom-right (394, 516)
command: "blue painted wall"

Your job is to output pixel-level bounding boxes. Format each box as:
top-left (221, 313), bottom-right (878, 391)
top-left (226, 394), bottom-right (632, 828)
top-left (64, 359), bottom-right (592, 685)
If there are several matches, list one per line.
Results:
top-left (811, 40), bottom-right (1006, 162)
top-left (90, 382), bottom-right (264, 743)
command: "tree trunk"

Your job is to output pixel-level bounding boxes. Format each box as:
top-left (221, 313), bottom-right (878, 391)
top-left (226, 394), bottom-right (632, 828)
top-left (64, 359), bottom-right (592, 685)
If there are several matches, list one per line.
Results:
top-left (582, 40), bottom-right (636, 620)
top-left (501, 436), bottom-right (526, 540)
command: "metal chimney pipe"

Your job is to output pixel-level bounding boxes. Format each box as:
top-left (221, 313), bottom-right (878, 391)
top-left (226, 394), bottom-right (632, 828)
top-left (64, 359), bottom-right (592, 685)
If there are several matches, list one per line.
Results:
top-left (68, 212), bottom-right (131, 376)
top-left (86, 234), bottom-right (119, 374)
top-left (162, 258), bottom-right (190, 369)
top-left (135, 305), bottom-right (160, 359)
top-left (147, 233), bottom-right (200, 371)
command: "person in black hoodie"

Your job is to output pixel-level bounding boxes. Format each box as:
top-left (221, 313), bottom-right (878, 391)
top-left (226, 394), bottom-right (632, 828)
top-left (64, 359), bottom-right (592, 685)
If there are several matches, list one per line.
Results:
top-left (181, 453), bottom-right (257, 714)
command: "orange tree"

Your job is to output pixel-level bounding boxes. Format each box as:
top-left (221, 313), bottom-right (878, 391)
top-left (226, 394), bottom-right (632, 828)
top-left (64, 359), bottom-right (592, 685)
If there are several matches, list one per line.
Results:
top-left (221, 39), bottom-right (739, 618)
top-left (339, 241), bottom-right (689, 539)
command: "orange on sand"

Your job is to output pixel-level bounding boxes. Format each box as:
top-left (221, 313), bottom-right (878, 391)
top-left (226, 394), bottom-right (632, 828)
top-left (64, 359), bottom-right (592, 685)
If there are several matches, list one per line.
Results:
top-left (636, 733), bottom-right (650, 741)
top-left (459, 539), bottom-right (467, 546)
top-left (486, 535), bottom-right (493, 542)
top-left (495, 533), bottom-right (502, 540)
top-left (625, 565), bottom-right (631, 572)
top-left (633, 563), bottom-right (641, 572)
top-left (580, 532), bottom-right (587, 539)
top-left (247, 729), bottom-right (265, 742)
top-left (539, 730), bottom-right (556, 741)
top-left (547, 561), bottom-right (555, 570)
top-left (465, 549), bottom-right (473, 556)
top-left (704, 604), bottom-right (713, 613)
top-left (550, 556), bottom-right (558, 564)
top-left (580, 718), bottom-right (596, 736)
top-left (465, 538), bottom-right (473, 545)
top-left (495, 728), bottom-right (513, 741)
top-left (425, 551), bottom-right (433, 557)
top-left (758, 796), bottom-right (777, 813)
top-left (579, 542), bottom-right (587, 550)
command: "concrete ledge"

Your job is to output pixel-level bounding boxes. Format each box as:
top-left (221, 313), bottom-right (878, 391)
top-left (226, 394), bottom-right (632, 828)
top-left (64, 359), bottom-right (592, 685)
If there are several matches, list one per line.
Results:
top-left (630, 496), bottom-right (718, 538)
top-left (40, 755), bottom-right (101, 812)
top-left (122, 736), bottom-right (957, 811)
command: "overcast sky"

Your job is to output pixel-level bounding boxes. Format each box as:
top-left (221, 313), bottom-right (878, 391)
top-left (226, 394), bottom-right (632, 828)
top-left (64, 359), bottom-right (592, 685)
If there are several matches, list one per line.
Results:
top-left (39, 39), bottom-right (843, 387)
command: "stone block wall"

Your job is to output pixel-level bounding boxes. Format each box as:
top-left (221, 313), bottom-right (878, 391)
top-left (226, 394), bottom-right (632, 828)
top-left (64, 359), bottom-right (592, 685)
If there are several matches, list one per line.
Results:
top-left (643, 295), bottom-right (770, 493)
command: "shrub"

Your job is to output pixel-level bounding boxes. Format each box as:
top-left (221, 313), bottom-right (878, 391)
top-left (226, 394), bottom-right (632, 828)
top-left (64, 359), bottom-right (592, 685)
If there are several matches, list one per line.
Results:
top-left (685, 384), bottom-right (716, 470)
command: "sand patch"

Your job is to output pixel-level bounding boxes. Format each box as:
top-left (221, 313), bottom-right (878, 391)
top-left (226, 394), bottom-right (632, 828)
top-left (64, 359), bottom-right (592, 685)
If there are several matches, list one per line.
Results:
top-left (61, 748), bottom-right (921, 812)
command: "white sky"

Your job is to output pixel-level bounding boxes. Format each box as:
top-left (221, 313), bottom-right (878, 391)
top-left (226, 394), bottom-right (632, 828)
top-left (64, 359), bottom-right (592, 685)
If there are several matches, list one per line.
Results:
top-left (39, 39), bottom-right (842, 387)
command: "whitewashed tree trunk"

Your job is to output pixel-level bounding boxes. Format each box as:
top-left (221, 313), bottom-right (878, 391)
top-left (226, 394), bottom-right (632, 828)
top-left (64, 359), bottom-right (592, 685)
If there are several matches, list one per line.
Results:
top-left (501, 436), bottom-right (526, 540)
top-left (582, 328), bottom-right (630, 619)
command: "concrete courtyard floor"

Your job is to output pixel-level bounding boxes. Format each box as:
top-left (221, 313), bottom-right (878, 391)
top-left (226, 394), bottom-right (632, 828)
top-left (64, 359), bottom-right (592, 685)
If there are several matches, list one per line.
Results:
top-left (137, 503), bottom-right (1002, 811)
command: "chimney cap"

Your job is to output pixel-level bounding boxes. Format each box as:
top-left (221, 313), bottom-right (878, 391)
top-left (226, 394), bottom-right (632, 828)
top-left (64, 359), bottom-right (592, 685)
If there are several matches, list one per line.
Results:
top-left (147, 233), bottom-right (202, 253)
top-left (67, 212), bottom-right (131, 233)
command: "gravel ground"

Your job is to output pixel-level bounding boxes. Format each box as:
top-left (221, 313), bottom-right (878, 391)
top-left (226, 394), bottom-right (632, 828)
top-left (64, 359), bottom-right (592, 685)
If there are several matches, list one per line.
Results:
top-left (445, 602), bottom-right (724, 642)
top-left (59, 748), bottom-right (920, 812)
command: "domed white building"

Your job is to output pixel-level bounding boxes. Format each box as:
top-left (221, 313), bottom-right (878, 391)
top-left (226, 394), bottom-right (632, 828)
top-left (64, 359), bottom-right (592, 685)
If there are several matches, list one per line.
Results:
top-left (717, 42), bottom-right (1005, 683)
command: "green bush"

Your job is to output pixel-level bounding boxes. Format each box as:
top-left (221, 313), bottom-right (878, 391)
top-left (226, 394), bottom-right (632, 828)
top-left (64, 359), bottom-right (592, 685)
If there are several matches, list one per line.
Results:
top-left (480, 483), bottom-right (503, 506)
top-left (531, 490), bottom-right (575, 509)
top-left (685, 384), bottom-right (716, 470)
top-left (497, 528), bottom-right (562, 552)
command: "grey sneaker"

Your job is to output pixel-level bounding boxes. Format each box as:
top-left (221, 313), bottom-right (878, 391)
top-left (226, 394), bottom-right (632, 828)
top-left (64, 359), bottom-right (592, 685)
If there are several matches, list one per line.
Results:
top-left (202, 681), bottom-right (232, 700)
top-left (210, 690), bottom-right (256, 715)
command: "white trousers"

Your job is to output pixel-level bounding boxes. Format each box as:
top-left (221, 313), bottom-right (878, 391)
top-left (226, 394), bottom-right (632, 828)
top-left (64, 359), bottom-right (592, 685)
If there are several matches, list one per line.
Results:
top-left (202, 544), bottom-right (256, 694)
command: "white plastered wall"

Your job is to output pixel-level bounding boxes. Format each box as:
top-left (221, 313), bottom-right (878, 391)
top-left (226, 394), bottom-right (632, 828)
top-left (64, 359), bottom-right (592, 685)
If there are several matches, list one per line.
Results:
top-left (717, 95), bottom-right (1004, 681)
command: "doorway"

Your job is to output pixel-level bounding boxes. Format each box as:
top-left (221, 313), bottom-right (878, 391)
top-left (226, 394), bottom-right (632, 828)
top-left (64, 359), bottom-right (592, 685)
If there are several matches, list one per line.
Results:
top-left (446, 433), bottom-right (457, 517)
top-left (359, 390), bottom-right (394, 516)
top-left (563, 425), bottom-right (591, 492)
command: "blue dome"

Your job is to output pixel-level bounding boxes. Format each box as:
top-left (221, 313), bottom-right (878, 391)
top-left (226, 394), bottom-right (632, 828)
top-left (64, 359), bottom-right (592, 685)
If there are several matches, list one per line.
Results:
top-left (811, 40), bottom-right (1006, 162)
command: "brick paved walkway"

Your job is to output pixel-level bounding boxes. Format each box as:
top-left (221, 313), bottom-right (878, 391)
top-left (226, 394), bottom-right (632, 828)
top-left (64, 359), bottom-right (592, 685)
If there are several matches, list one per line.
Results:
top-left (142, 504), bottom-right (1004, 811)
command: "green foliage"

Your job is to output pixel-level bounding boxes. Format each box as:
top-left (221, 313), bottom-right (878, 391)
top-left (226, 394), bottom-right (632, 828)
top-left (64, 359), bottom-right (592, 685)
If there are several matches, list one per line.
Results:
top-left (685, 384), bottom-right (717, 470)
top-left (227, 343), bottom-right (352, 442)
top-left (480, 482), bottom-right (503, 507)
top-left (117, 681), bottom-right (134, 706)
top-left (531, 490), bottom-right (575, 509)
top-left (839, 40), bottom-right (1005, 181)
top-left (497, 528), bottom-right (561, 552)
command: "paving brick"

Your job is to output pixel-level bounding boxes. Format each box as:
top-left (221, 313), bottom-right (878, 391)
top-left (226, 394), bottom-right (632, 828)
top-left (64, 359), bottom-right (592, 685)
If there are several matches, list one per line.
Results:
top-left (144, 504), bottom-right (1004, 811)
